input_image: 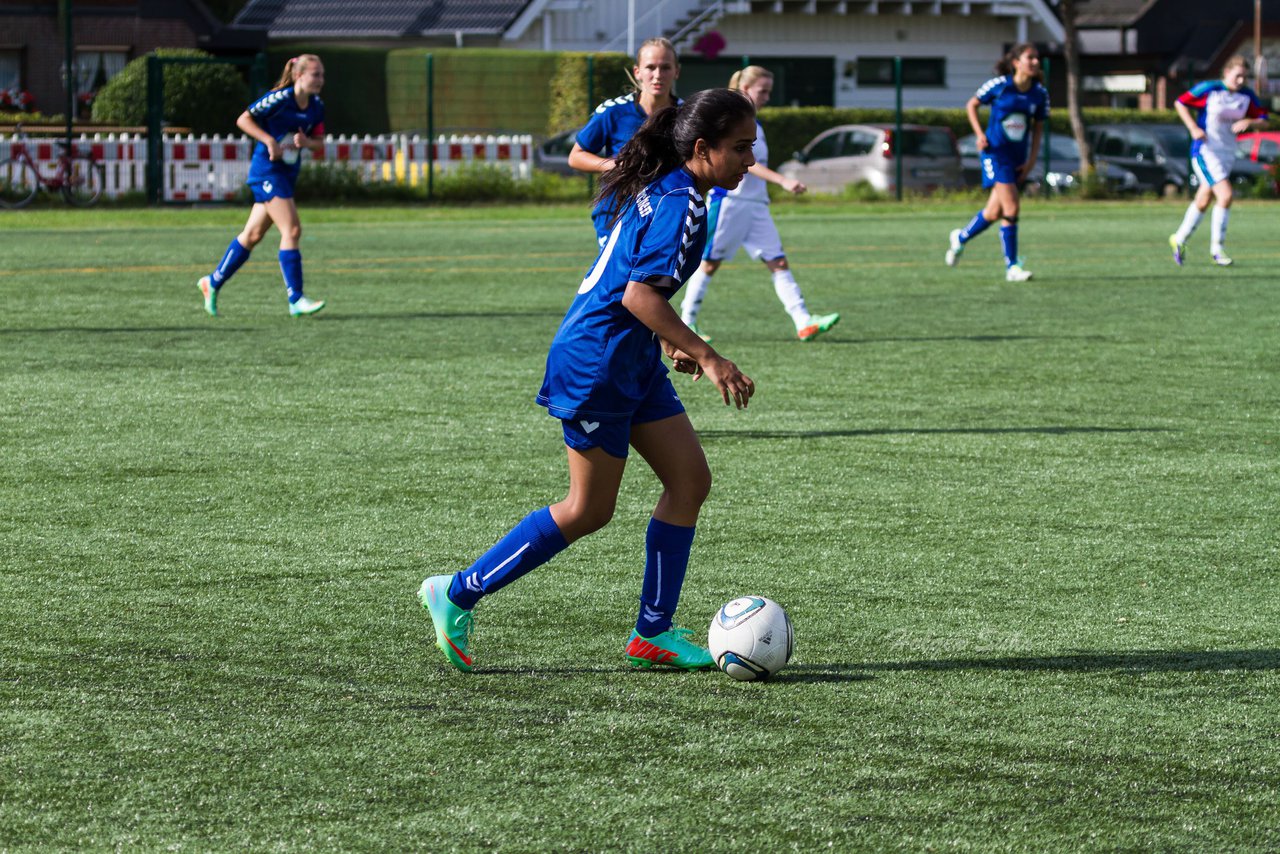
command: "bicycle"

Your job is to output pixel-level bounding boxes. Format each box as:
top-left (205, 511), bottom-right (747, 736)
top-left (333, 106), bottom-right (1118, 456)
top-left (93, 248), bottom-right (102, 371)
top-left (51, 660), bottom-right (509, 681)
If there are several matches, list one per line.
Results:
top-left (1, 123), bottom-right (105, 208)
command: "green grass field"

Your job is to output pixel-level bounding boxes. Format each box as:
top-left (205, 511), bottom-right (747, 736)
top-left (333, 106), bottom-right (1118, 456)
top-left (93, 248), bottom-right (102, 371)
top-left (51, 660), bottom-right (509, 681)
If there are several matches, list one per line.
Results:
top-left (2, 199), bottom-right (1278, 850)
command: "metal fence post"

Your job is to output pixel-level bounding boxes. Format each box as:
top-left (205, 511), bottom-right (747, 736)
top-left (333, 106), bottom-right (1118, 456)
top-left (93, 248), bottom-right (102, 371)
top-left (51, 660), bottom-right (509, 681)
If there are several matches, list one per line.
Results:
top-left (426, 53), bottom-right (434, 201)
top-left (146, 55), bottom-right (162, 205)
top-left (894, 56), bottom-right (903, 201)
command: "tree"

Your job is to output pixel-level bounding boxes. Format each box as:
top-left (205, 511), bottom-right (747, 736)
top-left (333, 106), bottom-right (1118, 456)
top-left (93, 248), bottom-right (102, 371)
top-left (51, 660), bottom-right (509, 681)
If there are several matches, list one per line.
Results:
top-left (1058, 0), bottom-right (1092, 177)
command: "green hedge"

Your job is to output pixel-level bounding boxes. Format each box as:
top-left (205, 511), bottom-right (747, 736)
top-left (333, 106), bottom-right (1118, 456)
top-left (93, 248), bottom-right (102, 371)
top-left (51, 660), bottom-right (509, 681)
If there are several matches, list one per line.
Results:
top-left (91, 48), bottom-right (247, 134)
top-left (387, 48), bottom-right (560, 134)
top-left (546, 52), bottom-right (632, 136)
top-left (266, 46), bottom-right (391, 135)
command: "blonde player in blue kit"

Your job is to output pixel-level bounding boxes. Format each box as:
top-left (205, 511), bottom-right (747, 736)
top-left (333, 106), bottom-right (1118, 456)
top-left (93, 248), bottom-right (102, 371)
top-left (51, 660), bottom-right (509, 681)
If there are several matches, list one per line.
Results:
top-left (679, 65), bottom-right (840, 343)
top-left (418, 89), bottom-right (758, 673)
top-left (569, 38), bottom-right (681, 244)
top-left (1168, 56), bottom-right (1269, 267)
top-left (197, 54), bottom-right (327, 317)
top-left (944, 44), bottom-right (1048, 282)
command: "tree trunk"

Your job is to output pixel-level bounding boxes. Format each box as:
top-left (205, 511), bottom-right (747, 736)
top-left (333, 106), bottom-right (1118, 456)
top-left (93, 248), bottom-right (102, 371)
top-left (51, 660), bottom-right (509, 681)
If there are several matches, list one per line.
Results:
top-left (1059, 0), bottom-right (1092, 177)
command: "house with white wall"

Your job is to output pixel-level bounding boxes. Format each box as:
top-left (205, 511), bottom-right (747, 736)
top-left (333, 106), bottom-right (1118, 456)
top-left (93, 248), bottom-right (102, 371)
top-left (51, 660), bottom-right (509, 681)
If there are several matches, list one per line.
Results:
top-left (502, 1), bottom-right (1065, 109)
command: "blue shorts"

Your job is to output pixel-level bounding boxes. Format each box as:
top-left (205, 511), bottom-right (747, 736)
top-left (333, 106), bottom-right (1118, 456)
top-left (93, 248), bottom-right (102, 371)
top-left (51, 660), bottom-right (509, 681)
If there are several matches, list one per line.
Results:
top-left (980, 152), bottom-right (1024, 188)
top-left (559, 375), bottom-right (685, 459)
top-left (248, 174), bottom-right (295, 203)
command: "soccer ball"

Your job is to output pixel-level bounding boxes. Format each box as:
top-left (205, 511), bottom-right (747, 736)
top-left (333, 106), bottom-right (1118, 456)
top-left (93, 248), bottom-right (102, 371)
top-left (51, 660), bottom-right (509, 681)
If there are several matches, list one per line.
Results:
top-left (708, 596), bottom-right (794, 681)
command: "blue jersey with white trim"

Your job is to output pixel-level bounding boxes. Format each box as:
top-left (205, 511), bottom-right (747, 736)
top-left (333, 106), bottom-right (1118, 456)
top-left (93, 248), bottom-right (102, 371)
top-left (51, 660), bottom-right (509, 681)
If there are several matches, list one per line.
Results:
top-left (245, 86), bottom-right (326, 184)
top-left (577, 93), bottom-right (682, 238)
top-left (538, 167), bottom-right (707, 421)
top-left (974, 75), bottom-right (1048, 165)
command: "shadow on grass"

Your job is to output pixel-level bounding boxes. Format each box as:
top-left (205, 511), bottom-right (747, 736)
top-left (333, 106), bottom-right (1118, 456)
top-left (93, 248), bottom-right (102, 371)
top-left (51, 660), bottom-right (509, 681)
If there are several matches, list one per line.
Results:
top-left (700, 426), bottom-right (1171, 440)
top-left (0, 326), bottom-right (259, 335)
top-left (864, 649), bottom-right (1280, 673)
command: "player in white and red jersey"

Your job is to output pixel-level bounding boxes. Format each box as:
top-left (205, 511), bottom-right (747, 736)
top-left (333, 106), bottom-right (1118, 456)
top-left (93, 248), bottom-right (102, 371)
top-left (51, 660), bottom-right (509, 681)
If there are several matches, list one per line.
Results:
top-left (1168, 56), bottom-right (1269, 267)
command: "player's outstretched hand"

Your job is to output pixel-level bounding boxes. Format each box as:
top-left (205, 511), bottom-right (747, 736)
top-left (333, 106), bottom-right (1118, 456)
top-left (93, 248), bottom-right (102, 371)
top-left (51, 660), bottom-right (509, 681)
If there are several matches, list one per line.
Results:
top-left (699, 355), bottom-right (755, 410)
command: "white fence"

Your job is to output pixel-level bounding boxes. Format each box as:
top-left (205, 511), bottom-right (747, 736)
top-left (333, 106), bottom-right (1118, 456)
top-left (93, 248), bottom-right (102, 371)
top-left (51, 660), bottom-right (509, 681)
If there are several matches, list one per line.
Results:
top-left (0, 133), bottom-right (534, 202)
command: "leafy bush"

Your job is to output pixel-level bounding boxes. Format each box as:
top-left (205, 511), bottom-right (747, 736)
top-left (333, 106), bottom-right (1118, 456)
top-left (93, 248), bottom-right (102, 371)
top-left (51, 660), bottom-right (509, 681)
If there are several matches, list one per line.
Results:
top-left (92, 48), bottom-right (248, 133)
top-left (547, 52), bottom-right (632, 136)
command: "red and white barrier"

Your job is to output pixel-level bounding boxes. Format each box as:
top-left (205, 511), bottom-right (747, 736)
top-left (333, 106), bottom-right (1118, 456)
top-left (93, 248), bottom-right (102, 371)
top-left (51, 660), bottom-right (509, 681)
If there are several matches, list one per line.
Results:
top-left (0, 132), bottom-right (535, 201)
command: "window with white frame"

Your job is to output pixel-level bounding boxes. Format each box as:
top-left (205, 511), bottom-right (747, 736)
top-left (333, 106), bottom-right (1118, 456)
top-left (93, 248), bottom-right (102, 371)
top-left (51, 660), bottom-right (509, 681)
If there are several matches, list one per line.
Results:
top-left (74, 49), bottom-right (129, 97)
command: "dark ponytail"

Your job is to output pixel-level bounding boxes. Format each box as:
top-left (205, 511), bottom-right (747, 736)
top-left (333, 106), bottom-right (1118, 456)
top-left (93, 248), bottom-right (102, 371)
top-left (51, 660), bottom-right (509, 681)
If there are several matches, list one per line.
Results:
top-left (596, 88), bottom-right (755, 228)
top-left (996, 43), bottom-right (1041, 80)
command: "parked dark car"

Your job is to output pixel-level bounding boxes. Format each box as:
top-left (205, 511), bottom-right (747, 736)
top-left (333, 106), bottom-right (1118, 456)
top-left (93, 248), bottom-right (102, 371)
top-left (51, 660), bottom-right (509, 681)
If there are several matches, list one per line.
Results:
top-left (957, 132), bottom-right (1139, 194)
top-left (777, 124), bottom-right (963, 194)
top-left (532, 129), bottom-right (578, 176)
top-left (1087, 124), bottom-right (1267, 194)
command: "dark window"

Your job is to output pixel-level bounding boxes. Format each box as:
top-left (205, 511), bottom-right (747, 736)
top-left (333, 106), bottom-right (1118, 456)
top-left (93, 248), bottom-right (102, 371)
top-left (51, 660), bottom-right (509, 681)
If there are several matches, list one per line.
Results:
top-left (1097, 132), bottom-right (1126, 157)
top-left (857, 57), bottom-right (946, 87)
top-left (1257, 139), bottom-right (1279, 163)
top-left (846, 130), bottom-right (877, 156)
top-left (899, 129), bottom-right (955, 157)
top-left (805, 131), bottom-right (845, 161)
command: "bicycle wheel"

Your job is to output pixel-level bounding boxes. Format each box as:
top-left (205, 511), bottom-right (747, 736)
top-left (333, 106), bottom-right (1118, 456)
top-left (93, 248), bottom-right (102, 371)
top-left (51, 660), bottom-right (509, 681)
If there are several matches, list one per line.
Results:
top-left (62, 156), bottom-right (104, 207)
top-left (0, 158), bottom-right (39, 209)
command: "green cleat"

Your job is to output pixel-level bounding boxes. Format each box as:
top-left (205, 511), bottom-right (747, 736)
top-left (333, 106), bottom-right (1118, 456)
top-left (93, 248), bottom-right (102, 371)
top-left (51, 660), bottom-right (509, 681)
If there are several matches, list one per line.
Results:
top-left (625, 627), bottom-right (714, 670)
top-left (418, 575), bottom-right (474, 672)
top-left (289, 296), bottom-right (326, 317)
top-left (798, 312), bottom-right (840, 342)
top-left (197, 276), bottom-right (218, 317)
top-left (687, 321), bottom-right (713, 343)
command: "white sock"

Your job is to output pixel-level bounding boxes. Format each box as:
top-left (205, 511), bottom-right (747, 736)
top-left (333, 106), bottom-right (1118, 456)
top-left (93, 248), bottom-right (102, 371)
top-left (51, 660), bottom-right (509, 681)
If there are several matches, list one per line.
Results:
top-left (1174, 204), bottom-right (1203, 243)
top-left (1210, 206), bottom-right (1229, 253)
top-left (680, 268), bottom-right (712, 325)
top-left (772, 268), bottom-right (809, 329)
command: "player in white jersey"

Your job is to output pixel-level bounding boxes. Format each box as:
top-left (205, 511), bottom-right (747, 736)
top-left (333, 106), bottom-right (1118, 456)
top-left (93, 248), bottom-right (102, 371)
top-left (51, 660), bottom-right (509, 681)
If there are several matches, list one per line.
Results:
top-left (1168, 55), bottom-right (1269, 267)
top-left (678, 66), bottom-right (840, 342)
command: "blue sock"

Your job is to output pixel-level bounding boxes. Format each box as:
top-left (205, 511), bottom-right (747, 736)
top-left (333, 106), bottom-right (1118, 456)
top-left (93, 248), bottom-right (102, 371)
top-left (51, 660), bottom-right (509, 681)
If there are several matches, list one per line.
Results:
top-left (448, 507), bottom-right (569, 610)
top-left (634, 518), bottom-right (696, 638)
top-left (1000, 223), bottom-right (1018, 266)
top-left (210, 237), bottom-right (250, 287)
top-left (278, 248), bottom-right (304, 303)
top-left (959, 210), bottom-right (991, 243)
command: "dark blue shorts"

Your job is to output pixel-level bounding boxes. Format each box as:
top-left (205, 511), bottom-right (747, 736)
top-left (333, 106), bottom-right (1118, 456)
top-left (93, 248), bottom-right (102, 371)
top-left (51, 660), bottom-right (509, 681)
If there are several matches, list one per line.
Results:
top-left (980, 152), bottom-right (1023, 188)
top-left (560, 375), bottom-right (685, 459)
top-left (248, 174), bottom-right (296, 203)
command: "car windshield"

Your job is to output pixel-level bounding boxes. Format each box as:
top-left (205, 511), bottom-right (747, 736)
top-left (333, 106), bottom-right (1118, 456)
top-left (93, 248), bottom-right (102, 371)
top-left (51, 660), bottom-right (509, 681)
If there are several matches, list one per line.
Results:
top-left (898, 129), bottom-right (953, 157)
top-left (1148, 126), bottom-right (1190, 160)
top-left (1046, 135), bottom-right (1080, 160)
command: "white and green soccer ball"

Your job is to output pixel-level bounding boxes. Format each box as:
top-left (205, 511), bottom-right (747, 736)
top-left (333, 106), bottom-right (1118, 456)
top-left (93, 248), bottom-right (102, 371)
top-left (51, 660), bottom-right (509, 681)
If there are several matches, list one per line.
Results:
top-left (708, 596), bottom-right (793, 681)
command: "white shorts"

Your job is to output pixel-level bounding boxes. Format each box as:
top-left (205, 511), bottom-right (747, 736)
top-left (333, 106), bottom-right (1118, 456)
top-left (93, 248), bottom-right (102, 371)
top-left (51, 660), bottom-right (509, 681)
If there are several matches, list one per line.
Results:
top-left (1192, 146), bottom-right (1234, 187)
top-left (704, 196), bottom-right (785, 262)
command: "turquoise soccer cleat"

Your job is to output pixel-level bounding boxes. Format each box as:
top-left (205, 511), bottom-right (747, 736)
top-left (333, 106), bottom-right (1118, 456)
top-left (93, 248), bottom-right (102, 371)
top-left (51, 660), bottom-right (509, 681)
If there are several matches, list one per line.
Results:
top-left (289, 296), bottom-right (326, 317)
top-left (197, 276), bottom-right (218, 317)
top-left (418, 575), bottom-right (474, 672)
top-left (798, 312), bottom-right (841, 342)
top-left (625, 626), bottom-right (714, 670)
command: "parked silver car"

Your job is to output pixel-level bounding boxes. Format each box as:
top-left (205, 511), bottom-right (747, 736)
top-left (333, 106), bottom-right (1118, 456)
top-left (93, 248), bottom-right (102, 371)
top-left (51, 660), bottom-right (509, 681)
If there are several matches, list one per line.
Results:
top-left (777, 124), bottom-right (963, 194)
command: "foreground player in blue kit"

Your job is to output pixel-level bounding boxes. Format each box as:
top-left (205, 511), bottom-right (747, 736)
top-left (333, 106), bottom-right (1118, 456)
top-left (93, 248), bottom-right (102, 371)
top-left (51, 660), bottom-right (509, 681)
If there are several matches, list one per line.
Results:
top-left (197, 54), bottom-right (327, 317)
top-left (569, 38), bottom-right (681, 244)
top-left (1167, 55), bottom-right (1268, 267)
top-left (419, 89), bottom-right (758, 673)
top-left (944, 44), bottom-right (1048, 282)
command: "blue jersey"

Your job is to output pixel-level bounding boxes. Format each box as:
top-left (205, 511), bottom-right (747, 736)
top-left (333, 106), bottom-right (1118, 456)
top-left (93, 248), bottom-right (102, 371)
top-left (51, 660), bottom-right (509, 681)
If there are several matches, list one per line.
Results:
top-left (245, 86), bottom-right (326, 186)
top-left (974, 75), bottom-right (1049, 165)
top-left (538, 167), bottom-right (708, 421)
top-left (577, 93), bottom-right (681, 239)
